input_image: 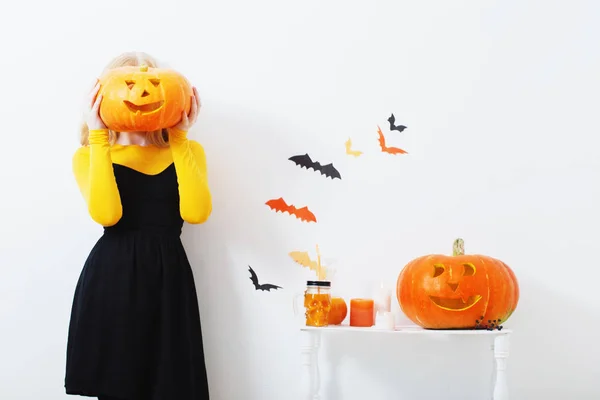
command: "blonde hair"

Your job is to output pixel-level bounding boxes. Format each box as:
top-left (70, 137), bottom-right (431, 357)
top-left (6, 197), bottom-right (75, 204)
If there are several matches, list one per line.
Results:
top-left (79, 51), bottom-right (169, 147)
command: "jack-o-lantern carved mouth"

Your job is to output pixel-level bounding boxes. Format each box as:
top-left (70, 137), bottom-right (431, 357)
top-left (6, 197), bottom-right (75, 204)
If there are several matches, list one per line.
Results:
top-left (123, 100), bottom-right (164, 114)
top-left (429, 295), bottom-right (482, 311)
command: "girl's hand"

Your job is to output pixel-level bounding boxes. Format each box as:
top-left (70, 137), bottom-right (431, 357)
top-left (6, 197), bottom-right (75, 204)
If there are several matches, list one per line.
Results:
top-left (85, 81), bottom-right (107, 131)
top-left (172, 87), bottom-right (201, 132)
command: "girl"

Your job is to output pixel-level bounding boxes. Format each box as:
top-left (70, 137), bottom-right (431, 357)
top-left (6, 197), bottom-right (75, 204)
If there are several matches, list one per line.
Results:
top-left (65, 52), bottom-right (212, 400)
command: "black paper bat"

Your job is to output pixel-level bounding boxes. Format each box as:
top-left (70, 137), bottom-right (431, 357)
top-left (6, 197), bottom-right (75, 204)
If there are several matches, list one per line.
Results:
top-left (248, 265), bottom-right (282, 292)
top-left (388, 113), bottom-right (407, 132)
top-left (288, 153), bottom-right (342, 180)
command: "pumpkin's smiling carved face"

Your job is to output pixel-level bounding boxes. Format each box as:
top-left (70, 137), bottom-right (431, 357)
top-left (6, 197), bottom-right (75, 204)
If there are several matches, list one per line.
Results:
top-left (99, 64), bottom-right (192, 132)
top-left (424, 260), bottom-right (483, 312)
top-left (121, 76), bottom-right (165, 114)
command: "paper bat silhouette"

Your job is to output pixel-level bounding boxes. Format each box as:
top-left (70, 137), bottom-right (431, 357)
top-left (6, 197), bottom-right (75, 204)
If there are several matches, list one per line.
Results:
top-left (388, 113), bottom-right (407, 132)
top-left (289, 251), bottom-right (320, 273)
top-left (248, 265), bottom-right (282, 291)
top-left (265, 197), bottom-right (317, 222)
top-left (345, 138), bottom-right (363, 157)
top-left (289, 248), bottom-right (326, 280)
top-left (289, 153), bottom-right (341, 180)
top-left (377, 125), bottom-right (408, 155)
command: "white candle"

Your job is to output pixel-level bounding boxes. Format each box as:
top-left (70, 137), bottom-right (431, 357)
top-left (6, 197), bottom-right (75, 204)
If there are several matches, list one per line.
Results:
top-left (374, 311), bottom-right (395, 330)
top-left (373, 282), bottom-right (391, 315)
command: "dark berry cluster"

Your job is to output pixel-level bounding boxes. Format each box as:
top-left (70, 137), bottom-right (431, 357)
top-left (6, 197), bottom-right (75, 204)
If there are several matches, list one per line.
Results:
top-left (474, 316), bottom-right (503, 331)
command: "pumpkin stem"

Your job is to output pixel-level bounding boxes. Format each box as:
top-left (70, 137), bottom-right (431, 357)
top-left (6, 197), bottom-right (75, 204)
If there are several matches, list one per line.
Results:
top-left (140, 64), bottom-right (149, 72)
top-left (452, 238), bottom-right (464, 256)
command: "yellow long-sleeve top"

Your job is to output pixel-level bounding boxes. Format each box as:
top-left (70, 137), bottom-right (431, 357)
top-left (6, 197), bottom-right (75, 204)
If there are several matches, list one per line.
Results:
top-left (72, 129), bottom-right (212, 227)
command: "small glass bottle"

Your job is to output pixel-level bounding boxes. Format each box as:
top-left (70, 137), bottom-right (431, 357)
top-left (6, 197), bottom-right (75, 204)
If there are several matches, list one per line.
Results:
top-left (303, 280), bottom-right (332, 327)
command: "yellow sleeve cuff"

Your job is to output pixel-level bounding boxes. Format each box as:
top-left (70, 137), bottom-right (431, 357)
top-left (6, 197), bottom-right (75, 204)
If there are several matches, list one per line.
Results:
top-left (168, 128), bottom-right (188, 144)
top-left (89, 129), bottom-right (110, 145)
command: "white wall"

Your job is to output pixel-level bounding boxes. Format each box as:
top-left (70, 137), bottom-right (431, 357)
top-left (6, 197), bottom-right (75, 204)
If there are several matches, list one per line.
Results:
top-left (1, 0), bottom-right (599, 399)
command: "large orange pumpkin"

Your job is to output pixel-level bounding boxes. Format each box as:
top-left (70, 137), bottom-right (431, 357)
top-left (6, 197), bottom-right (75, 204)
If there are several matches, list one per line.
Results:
top-left (98, 64), bottom-right (192, 132)
top-left (328, 297), bottom-right (348, 325)
top-left (396, 239), bottom-right (519, 329)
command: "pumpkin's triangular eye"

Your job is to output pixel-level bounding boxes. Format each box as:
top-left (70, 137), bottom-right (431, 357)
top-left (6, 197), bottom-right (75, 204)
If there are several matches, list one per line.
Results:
top-left (149, 79), bottom-right (160, 87)
top-left (463, 263), bottom-right (476, 276)
top-left (433, 263), bottom-right (445, 277)
top-left (125, 80), bottom-right (135, 89)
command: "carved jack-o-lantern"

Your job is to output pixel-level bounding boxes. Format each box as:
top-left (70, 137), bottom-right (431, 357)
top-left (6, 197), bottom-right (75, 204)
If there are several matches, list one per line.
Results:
top-left (98, 64), bottom-right (192, 132)
top-left (396, 239), bottom-right (519, 329)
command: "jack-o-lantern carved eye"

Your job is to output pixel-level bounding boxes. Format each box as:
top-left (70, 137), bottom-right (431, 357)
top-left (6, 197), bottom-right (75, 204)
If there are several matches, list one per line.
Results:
top-left (463, 263), bottom-right (476, 276)
top-left (125, 80), bottom-right (135, 89)
top-left (149, 78), bottom-right (161, 87)
top-left (433, 263), bottom-right (445, 278)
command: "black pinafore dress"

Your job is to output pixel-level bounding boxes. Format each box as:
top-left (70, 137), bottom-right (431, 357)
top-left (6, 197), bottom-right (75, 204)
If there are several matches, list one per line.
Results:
top-left (65, 162), bottom-right (209, 400)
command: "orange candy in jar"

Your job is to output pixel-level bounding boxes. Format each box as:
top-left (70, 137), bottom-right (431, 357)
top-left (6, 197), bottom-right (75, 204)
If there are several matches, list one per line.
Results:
top-left (304, 281), bottom-right (332, 327)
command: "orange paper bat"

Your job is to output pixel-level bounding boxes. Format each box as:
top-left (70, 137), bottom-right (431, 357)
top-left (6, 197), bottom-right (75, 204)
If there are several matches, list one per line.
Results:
top-left (265, 197), bottom-right (317, 223)
top-left (377, 125), bottom-right (408, 155)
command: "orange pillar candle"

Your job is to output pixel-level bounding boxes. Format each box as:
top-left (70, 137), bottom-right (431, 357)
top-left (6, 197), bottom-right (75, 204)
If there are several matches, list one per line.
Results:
top-left (350, 298), bottom-right (374, 327)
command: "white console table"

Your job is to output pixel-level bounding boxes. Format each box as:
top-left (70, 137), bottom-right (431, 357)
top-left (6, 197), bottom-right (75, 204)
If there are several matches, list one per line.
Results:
top-left (300, 325), bottom-right (511, 400)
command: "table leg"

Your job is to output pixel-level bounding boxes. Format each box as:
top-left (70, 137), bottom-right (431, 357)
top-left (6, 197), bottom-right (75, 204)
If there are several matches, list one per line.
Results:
top-left (300, 329), bottom-right (322, 400)
top-left (492, 334), bottom-right (510, 400)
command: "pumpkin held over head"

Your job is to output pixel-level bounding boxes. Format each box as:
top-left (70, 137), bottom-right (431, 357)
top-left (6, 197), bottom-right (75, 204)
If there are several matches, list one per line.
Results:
top-left (98, 64), bottom-right (192, 132)
top-left (396, 239), bottom-right (519, 330)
